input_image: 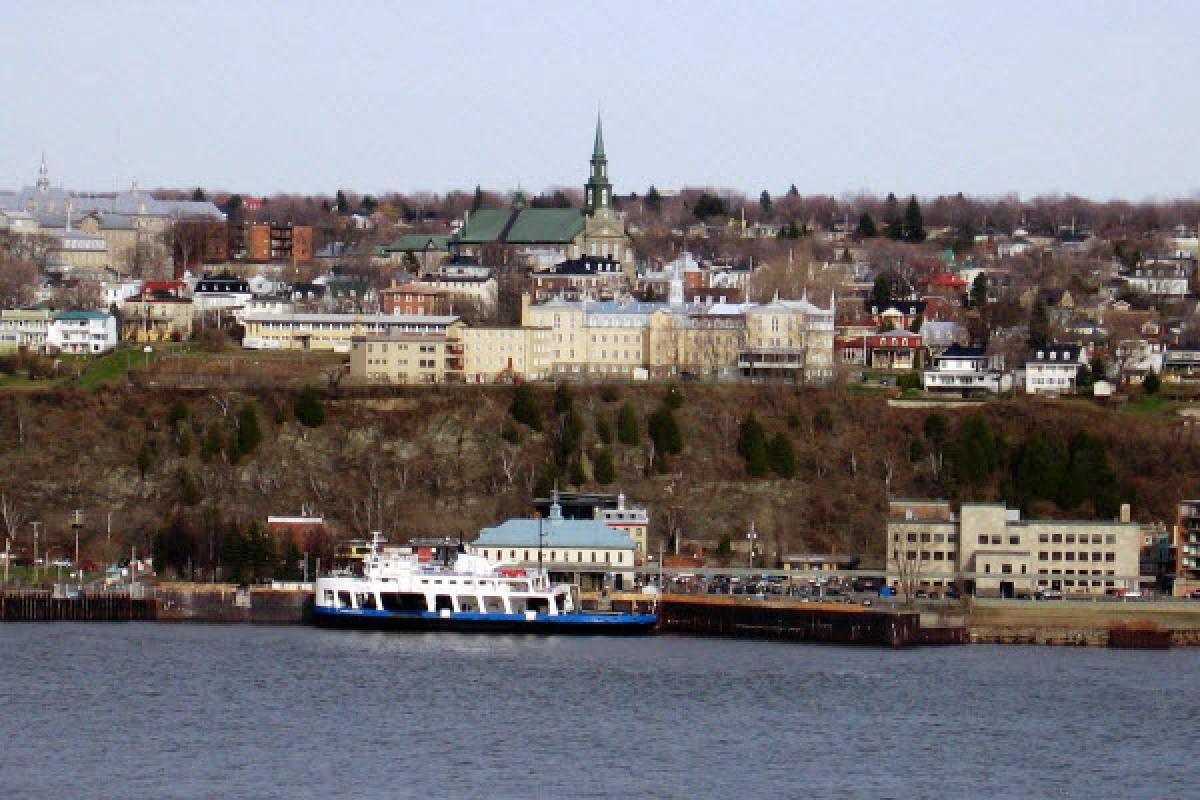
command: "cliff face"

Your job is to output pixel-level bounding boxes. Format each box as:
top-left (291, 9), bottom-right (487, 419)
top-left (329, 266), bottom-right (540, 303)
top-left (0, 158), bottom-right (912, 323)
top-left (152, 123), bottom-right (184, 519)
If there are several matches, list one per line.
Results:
top-left (0, 385), bottom-right (1191, 565)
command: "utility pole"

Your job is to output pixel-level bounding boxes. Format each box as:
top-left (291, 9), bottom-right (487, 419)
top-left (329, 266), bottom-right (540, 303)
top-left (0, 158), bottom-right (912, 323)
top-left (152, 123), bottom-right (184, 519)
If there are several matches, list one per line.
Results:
top-left (747, 520), bottom-right (758, 570)
top-left (72, 509), bottom-right (83, 586)
top-left (31, 521), bottom-right (40, 584)
top-left (536, 512), bottom-right (544, 589)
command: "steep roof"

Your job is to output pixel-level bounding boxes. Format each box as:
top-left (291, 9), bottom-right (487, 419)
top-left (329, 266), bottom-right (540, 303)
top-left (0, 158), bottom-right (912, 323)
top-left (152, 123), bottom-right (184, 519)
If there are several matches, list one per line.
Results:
top-left (456, 208), bottom-right (585, 245)
top-left (505, 209), bottom-right (585, 244)
top-left (386, 234), bottom-right (452, 253)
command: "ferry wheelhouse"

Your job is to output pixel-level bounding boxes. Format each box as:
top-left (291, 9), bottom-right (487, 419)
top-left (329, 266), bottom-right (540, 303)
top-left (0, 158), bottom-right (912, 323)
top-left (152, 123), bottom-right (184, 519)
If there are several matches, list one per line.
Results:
top-left (313, 534), bottom-right (656, 634)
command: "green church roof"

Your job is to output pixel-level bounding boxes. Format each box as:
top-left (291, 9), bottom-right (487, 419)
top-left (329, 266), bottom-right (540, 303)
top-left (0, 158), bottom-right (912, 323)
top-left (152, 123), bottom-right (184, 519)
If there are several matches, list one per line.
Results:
top-left (455, 209), bottom-right (514, 244)
top-left (456, 208), bottom-right (584, 245)
top-left (506, 209), bottom-right (584, 243)
top-left (386, 234), bottom-right (452, 253)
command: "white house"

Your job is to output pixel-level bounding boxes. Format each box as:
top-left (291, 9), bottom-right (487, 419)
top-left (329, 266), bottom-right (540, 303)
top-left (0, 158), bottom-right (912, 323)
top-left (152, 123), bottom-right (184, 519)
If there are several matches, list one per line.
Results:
top-left (47, 311), bottom-right (118, 354)
top-left (1024, 345), bottom-right (1087, 395)
top-left (193, 276), bottom-right (253, 313)
top-left (101, 279), bottom-right (143, 309)
top-left (0, 309), bottom-right (55, 352)
top-left (922, 345), bottom-right (1011, 395)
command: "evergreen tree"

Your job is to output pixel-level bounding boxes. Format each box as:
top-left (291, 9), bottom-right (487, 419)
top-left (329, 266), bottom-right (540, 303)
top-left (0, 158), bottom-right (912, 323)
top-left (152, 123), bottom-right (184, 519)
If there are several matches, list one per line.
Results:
top-left (662, 384), bottom-right (684, 409)
top-left (871, 274), bottom-right (893, 308)
top-left (946, 413), bottom-right (998, 487)
top-left (648, 407), bottom-right (683, 456)
top-left (553, 382), bottom-right (574, 414)
top-left (1143, 370), bottom-right (1161, 395)
top-left (557, 408), bottom-right (585, 466)
top-left (222, 522), bottom-right (249, 584)
top-left (645, 185), bottom-right (662, 215)
top-left (617, 402), bottom-right (640, 445)
top-left (1012, 430), bottom-right (1068, 508)
top-left (294, 386), bottom-right (326, 428)
top-left (509, 383), bottom-right (542, 430)
top-left (759, 190), bottom-right (772, 215)
top-left (191, 188), bottom-right (206, 202)
top-left (202, 424), bottom-right (225, 461)
top-left (693, 192), bottom-right (728, 220)
top-left (335, 190), bottom-right (350, 215)
top-left (595, 415), bottom-right (614, 445)
top-left (501, 419), bottom-right (521, 444)
top-left (225, 194), bottom-right (244, 220)
top-left (471, 184), bottom-right (484, 212)
top-left (167, 399), bottom-right (190, 427)
top-left (970, 274), bottom-right (989, 308)
top-left (361, 195), bottom-right (378, 214)
top-left (1027, 297), bottom-right (1051, 351)
top-left (903, 195), bottom-right (927, 243)
top-left (787, 184), bottom-right (799, 197)
top-left (738, 413), bottom-right (769, 477)
top-left (767, 432), bottom-right (796, 478)
top-left (137, 440), bottom-right (153, 479)
top-left (923, 412), bottom-right (949, 448)
top-left (883, 193), bottom-right (903, 239)
top-left (593, 447), bottom-right (616, 485)
top-left (856, 211), bottom-right (877, 238)
top-left (232, 402), bottom-right (262, 462)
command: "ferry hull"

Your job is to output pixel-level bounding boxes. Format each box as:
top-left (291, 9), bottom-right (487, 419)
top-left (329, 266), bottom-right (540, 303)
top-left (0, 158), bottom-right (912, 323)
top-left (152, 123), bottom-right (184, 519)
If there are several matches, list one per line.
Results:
top-left (312, 606), bottom-right (657, 635)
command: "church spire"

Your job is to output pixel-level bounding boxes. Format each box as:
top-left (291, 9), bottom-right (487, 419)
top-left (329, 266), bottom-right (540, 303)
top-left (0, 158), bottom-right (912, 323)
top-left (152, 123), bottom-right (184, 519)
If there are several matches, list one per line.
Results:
top-left (36, 153), bottom-right (49, 192)
top-left (593, 113), bottom-right (605, 160)
top-left (585, 114), bottom-right (612, 216)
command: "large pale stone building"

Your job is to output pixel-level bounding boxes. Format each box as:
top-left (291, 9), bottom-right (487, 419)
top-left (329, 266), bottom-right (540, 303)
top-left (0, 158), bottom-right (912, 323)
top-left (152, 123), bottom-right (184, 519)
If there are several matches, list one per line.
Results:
top-left (886, 499), bottom-right (1143, 597)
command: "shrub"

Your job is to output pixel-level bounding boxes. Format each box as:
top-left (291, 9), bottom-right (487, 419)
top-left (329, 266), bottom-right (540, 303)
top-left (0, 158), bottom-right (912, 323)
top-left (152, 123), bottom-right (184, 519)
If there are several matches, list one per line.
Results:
top-left (617, 402), bottom-right (639, 445)
top-left (509, 383), bottom-right (542, 430)
top-left (767, 432), bottom-right (796, 478)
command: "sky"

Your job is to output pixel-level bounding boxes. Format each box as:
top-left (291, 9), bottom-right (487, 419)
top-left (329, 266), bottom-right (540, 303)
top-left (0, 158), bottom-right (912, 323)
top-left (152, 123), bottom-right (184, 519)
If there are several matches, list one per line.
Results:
top-left (4, 1), bottom-right (1199, 202)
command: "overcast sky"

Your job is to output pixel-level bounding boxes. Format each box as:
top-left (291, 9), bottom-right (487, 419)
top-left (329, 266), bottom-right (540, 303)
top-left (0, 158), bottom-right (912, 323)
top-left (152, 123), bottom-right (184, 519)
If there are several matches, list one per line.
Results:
top-left (5, 1), bottom-right (1198, 202)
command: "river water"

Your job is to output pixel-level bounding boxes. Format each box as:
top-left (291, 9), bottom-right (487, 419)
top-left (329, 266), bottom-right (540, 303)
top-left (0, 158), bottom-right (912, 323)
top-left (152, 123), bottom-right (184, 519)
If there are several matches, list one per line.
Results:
top-left (0, 624), bottom-right (1195, 799)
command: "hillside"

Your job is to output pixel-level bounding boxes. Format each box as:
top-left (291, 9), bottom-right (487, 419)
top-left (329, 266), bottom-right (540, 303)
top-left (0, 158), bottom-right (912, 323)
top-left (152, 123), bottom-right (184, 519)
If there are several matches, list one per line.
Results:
top-left (0, 384), bottom-right (1193, 574)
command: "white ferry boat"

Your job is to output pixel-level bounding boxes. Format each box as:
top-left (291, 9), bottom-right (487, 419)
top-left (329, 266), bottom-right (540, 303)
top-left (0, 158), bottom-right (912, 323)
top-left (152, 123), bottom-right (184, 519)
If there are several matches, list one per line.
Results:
top-left (313, 534), bottom-right (656, 634)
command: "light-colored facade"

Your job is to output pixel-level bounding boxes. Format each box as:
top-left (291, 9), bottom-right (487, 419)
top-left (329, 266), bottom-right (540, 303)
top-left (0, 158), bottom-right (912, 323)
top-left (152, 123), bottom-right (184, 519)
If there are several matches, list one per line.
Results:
top-left (0, 309), bottom-right (54, 352)
top-left (1024, 346), bottom-right (1086, 395)
top-left (122, 298), bottom-right (194, 342)
top-left (923, 345), bottom-right (1011, 395)
top-left (241, 312), bottom-right (461, 353)
top-left (47, 311), bottom-right (117, 354)
top-left (595, 493), bottom-right (649, 560)
top-left (520, 287), bottom-right (836, 383)
top-left (470, 500), bottom-right (637, 591)
top-left (460, 326), bottom-right (553, 383)
top-left (348, 330), bottom-right (465, 384)
top-left (886, 499), bottom-right (1143, 597)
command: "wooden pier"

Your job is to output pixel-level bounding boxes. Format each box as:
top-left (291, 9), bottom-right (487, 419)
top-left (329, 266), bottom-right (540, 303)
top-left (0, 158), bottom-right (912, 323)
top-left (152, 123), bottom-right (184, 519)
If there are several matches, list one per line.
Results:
top-left (0, 590), bottom-right (155, 622)
top-left (657, 594), bottom-right (937, 647)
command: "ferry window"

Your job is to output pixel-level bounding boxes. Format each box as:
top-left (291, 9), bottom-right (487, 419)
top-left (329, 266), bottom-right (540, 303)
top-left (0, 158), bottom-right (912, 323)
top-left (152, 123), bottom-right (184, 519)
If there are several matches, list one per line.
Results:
top-left (434, 595), bottom-right (454, 611)
top-left (356, 593), bottom-right (377, 610)
top-left (483, 597), bottom-right (505, 613)
top-left (337, 591), bottom-right (352, 609)
top-left (324, 591), bottom-right (335, 605)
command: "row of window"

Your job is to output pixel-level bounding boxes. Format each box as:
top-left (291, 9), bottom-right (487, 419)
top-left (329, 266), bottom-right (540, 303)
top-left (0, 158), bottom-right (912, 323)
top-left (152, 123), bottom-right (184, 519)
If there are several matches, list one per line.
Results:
top-left (1038, 551), bottom-right (1117, 562)
top-left (479, 548), bottom-right (626, 565)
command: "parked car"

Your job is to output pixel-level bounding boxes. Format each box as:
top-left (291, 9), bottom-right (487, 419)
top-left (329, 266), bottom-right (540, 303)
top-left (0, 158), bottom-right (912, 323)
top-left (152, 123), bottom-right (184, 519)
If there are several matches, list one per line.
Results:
top-left (1036, 589), bottom-right (1063, 600)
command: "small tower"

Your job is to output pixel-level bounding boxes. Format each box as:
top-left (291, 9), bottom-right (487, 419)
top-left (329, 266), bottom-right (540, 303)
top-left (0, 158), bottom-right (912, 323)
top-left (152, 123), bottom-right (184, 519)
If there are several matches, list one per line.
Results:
top-left (36, 153), bottom-right (49, 192)
top-left (584, 114), bottom-right (613, 217)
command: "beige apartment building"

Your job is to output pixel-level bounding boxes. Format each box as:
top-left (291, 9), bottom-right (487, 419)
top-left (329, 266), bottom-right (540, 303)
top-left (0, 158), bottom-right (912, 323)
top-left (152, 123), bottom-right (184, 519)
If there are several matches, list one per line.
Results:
top-left (886, 499), bottom-right (1143, 597)
top-left (460, 325), bottom-right (553, 383)
top-left (349, 333), bottom-right (464, 384)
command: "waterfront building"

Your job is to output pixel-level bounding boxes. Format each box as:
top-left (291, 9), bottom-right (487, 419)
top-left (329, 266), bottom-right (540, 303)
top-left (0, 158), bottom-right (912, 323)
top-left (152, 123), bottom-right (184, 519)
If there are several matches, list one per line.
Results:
top-left (470, 497), bottom-right (637, 591)
top-left (886, 499), bottom-right (1143, 597)
top-left (1174, 500), bottom-right (1200, 596)
top-left (532, 491), bottom-right (650, 560)
top-left (122, 281), bottom-right (194, 342)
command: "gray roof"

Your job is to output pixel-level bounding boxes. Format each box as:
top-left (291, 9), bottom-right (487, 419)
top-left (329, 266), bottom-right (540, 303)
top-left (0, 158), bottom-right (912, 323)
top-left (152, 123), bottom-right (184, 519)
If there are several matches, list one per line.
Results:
top-left (474, 515), bottom-right (635, 550)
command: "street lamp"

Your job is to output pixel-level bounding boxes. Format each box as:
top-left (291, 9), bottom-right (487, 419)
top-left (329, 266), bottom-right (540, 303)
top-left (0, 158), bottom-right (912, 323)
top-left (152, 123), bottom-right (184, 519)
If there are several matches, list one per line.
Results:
top-left (30, 521), bottom-right (41, 584)
top-left (747, 520), bottom-right (758, 570)
top-left (71, 509), bottom-right (83, 587)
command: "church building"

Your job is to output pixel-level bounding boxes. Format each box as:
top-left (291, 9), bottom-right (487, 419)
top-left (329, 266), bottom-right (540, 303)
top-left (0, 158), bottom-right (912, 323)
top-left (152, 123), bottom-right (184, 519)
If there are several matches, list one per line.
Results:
top-left (453, 117), bottom-right (636, 275)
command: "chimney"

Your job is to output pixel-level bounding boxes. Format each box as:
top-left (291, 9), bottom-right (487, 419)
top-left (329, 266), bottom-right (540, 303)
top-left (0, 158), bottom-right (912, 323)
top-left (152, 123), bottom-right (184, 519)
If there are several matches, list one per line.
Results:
top-left (1119, 503), bottom-right (1131, 524)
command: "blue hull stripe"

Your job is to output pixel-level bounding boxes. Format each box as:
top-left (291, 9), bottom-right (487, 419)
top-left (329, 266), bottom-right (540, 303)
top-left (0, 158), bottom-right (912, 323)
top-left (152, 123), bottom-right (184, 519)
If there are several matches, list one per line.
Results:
top-left (313, 606), bottom-right (656, 625)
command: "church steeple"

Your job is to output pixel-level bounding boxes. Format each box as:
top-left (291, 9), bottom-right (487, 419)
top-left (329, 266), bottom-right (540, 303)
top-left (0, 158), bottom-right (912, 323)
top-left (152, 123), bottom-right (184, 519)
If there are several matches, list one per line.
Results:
top-left (36, 153), bottom-right (49, 192)
top-left (585, 114), bottom-right (612, 216)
